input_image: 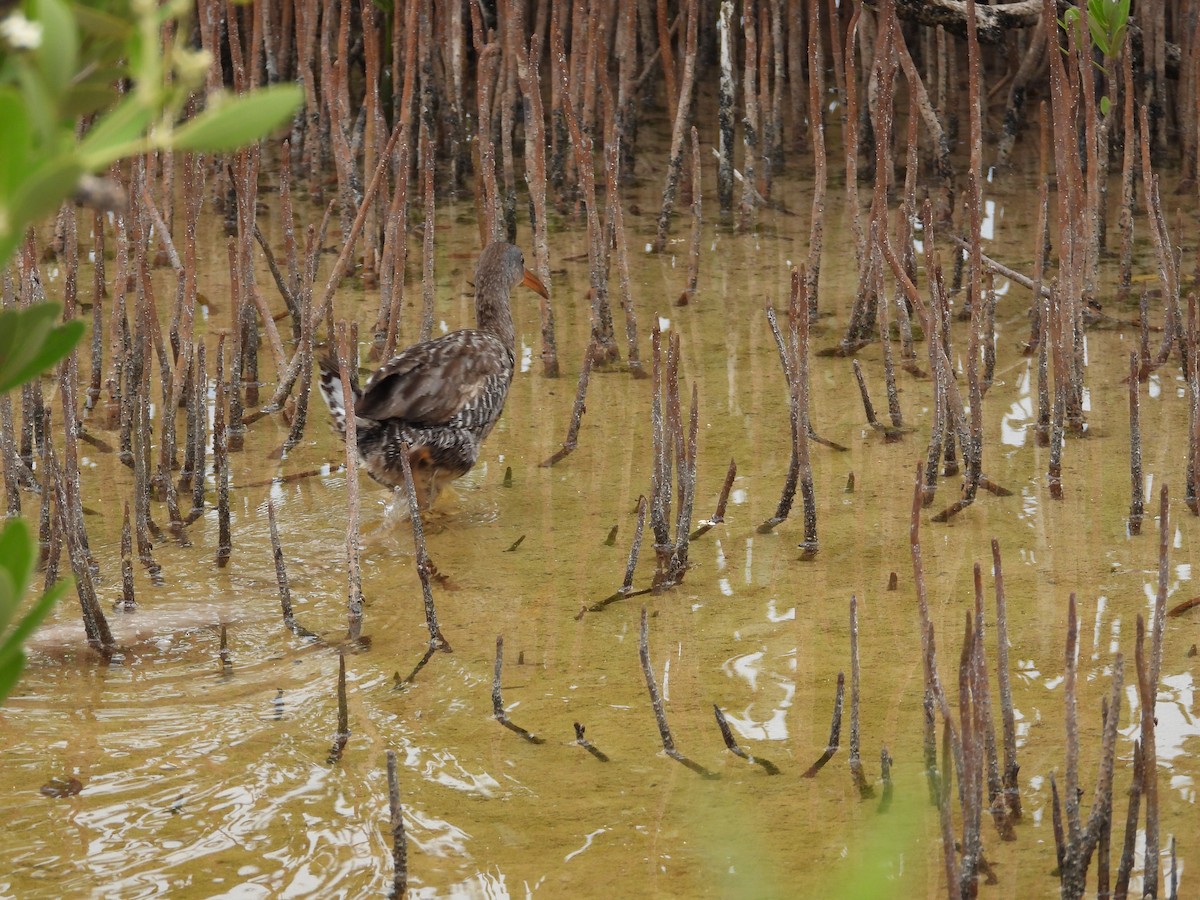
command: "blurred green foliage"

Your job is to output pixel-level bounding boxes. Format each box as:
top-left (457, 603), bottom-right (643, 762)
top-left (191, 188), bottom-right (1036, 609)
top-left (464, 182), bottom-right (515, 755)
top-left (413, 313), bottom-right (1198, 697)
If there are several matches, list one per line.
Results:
top-left (0, 0), bottom-right (302, 265)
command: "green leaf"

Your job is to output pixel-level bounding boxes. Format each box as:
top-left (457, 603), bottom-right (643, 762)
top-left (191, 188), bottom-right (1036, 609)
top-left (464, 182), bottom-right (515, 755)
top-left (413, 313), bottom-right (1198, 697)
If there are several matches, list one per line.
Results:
top-left (1111, 24), bottom-right (1127, 57)
top-left (0, 649), bottom-right (27, 705)
top-left (0, 574), bottom-right (72, 675)
top-left (0, 234), bottom-right (22, 273)
top-left (71, 5), bottom-right (134, 42)
top-left (0, 304), bottom-right (59, 389)
top-left (79, 94), bottom-right (156, 169)
top-left (16, 59), bottom-right (57, 145)
top-left (8, 156), bottom-right (83, 240)
top-left (1100, 95), bottom-right (1111, 117)
top-left (34, 0), bottom-right (79, 95)
top-left (0, 303), bottom-right (85, 393)
top-left (12, 318), bottom-right (85, 391)
top-left (0, 89), bottom-right (32, 199)
top-left (1088, 16), bottom-right (1111, 56)
top-left (169, 84), bottom-right (303, 152)
top-left (0, 520), bottom-right (36, 636)
top-left (62, 67), bottom-right (130, 119)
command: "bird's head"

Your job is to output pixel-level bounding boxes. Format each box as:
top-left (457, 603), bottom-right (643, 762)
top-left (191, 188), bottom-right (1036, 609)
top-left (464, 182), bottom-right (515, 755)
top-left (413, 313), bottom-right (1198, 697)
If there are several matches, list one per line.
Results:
top-left (477, 242), bottom-right (549, 299)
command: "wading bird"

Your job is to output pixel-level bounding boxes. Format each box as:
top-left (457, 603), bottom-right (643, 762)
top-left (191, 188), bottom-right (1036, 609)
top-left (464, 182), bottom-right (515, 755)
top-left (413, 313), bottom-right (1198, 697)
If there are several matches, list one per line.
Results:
top-left (320, 242), bottom-right (549, 509)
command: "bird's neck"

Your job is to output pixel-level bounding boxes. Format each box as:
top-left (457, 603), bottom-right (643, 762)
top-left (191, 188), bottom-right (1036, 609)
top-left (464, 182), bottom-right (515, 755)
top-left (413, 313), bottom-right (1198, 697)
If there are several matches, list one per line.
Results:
top-left (476, 290), bottom-right (515, 351)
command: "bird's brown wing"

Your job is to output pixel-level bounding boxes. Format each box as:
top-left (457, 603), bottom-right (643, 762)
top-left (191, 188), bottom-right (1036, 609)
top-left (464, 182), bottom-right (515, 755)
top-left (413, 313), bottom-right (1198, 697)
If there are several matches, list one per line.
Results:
top-left (354, 330), bottom-right (513, 425)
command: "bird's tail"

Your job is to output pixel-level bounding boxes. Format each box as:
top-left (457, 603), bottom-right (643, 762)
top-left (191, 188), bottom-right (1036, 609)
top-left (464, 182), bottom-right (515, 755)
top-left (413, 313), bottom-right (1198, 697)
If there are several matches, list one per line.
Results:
top-left (317, 348), bottom-right (360, 439)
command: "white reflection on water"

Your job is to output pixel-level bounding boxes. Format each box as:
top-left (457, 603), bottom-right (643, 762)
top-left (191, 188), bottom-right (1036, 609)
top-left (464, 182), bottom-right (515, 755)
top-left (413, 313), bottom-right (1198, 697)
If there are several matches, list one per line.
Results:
top-left (1159, 672), bottom-right (1199, 763)
top-left (766, 600), bottom-right (795, 622)
top-left (720, 648), bottom-right (794, 741)
top-left (1018, 485), bottom-right (1039, 524)
top-left (981, 200), bottom-right (996, 239)
top-left (1016, 659), bottom-right (1041, 685)
top-left (1001, 393), bottom-right (1033, 449)
top-left (1091, 596), bottom-right (1108, 660)
top-left (421, 751), bottom-right (501, 797)
top-left (724, 650), bottom-right (764, 692)
top-left (564, 827), bottom-right (608, 863)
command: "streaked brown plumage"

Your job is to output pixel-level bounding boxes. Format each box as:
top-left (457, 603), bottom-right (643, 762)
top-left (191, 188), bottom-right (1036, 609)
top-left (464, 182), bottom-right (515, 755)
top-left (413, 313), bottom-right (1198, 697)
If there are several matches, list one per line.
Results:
top-left (319, 242), bottom-right (549, 508)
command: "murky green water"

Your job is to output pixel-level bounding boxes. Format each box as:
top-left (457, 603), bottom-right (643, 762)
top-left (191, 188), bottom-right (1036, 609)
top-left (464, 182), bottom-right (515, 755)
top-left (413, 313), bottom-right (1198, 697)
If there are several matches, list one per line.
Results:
top-left (1, 154), bottom-right (1196, 898)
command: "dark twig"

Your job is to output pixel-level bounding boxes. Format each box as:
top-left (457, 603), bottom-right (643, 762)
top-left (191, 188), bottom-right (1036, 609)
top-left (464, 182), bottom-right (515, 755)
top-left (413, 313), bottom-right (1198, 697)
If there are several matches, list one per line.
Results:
top-left (879, 746), bottom-right (894, 813)
top-left (992, 539), bottom-right (1021, 824)
top-left (218, 624), bottom-right (232, 671)
top-left (119, 500), bottom-right (135, 611)
top-left (802, 672), bottom-right (844, 778)
top-left (592, 496), bottom-right (650, 611)
top-left (265, 498), bottom-right (318, 639)
top-left (848, 594), bottom-right (874, 798)
top-left (690, 458), bottom-right (736, 539)
top-left (638, 607), bottom-right (715, 777)
top-left (335, 324), bottom-right (364, 642)
top-left (492, 635), bottom-right (544, 744)
top-left (540, 341), bottom-right (594, 467)
top-left (1113, 741), bottom-right (1143, 899)
top-left (1129, 352), bottom-right (1145, 533)
top-left (214, 338), bottom-right (231, 568)
top-left (573, 722), bottom-right (610, 762)
top-left (386, 749), bottom-right (407, 898)
top-left (326, 652), bottom-right (350, 765)
top-left (713, 704), bottom-right (780, 775)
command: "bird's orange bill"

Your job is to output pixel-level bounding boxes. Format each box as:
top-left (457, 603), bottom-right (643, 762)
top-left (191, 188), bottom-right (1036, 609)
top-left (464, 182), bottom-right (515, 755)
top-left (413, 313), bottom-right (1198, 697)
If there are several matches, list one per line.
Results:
top-left (521, 269), bottom-right (550, 299)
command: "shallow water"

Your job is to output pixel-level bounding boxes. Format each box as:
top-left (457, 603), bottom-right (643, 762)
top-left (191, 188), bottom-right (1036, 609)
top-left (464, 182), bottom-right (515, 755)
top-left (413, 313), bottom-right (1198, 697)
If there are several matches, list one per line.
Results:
top-left (1, 152), bottom-right (1197, 899)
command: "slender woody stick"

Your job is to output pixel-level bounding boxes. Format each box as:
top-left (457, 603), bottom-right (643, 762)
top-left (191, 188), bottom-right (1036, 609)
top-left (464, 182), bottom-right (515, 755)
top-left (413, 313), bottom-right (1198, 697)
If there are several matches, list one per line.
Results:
top-left (680, 125), bottom-right (702, 304)
top-left (802, 672), bottom-right (844, 777)
top-left (326, 652), bottom-right (350, 764)
top-left (267, 499), bottom-right (294, 628)
top-left (573, 722), bottom-right (609, 762)
top-left (651, 0), bottom-right (699, 253)
top-left (492, 635), bottom-right (544, 743)
top-left (991, 539), bottom-right (1021, 822)
top-left (1129, 352), bottom-right (1145, 533)
top-left (638, 607), bottom-right (713, 777)
top-left (602, 98), bottom-right (643, 378)
top-left (540, 341), bottom-right (594, 467)
top-left (592, 496), bottom-right (650, 610)
top-left (335, 324), bottom-right (364, 641)
top-left (214, 337), bottom-right (231, 568)
top-left (120, 500), bottom-right (135, 610)
top-left (690, 459), bottom-right (736, 539)
top-left (716, 1), bottom-right (735, 214)
top-left (848, 594), bottom-right (873, 797)
top-left (714, 704), bottom-right (780, 774)
top-left (387, 750), bottom-right (407, 897)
